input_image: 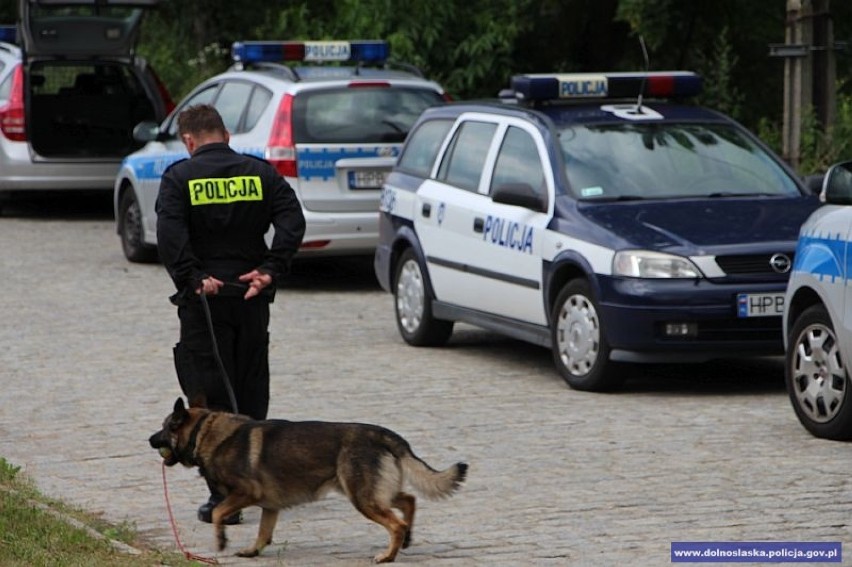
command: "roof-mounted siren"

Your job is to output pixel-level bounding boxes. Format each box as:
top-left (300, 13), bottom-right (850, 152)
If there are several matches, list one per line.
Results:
top-left (0, 25), bottom-right (17, 44)
top-left (231, 40), bottom-right (390, 68)
top-left (510, 71), bottom-right (702, 105)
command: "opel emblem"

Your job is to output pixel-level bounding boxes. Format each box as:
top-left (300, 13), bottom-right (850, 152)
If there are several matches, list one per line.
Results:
top-left (769, 253), bottom-right (792, 274)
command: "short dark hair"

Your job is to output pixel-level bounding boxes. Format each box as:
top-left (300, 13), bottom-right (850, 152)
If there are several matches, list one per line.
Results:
top-left (177, 104), bottom-right (227, 137)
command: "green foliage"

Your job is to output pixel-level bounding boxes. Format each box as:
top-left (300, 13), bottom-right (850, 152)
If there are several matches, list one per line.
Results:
top-left (0, 457), bottom-right (21, 483)
top-left (235, 0), bottom-right (534, 99)
top-left (614, 0), bottom-right (787, 130)
top-left (756, 94), bottom-right (852, 176)
top-left (0, 457), bottom-right (193, 566)
top-left (127, 0), bottom-right (852, 174)
top-left (755, 116), bottom-right (783, 157)
top-left (694, 26), bottom-right (744, 122)
top-left (0, 3), bottom-right (14, 23)
top-left (799, 95), bottom-right (852, 174)
top-left (616, 0), bottom-right (679, 54)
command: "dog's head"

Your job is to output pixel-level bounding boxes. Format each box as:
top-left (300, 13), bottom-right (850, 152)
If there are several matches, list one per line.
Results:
top-left (148, 397), bottom-right (209, 468)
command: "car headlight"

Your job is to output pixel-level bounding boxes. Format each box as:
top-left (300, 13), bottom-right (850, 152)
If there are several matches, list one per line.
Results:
top-left (612, 250), bottom-right (703, 278)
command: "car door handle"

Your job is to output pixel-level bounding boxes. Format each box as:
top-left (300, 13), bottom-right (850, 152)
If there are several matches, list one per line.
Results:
top-left (422, 203), bottom-right (431, 218)
top-left (473, 217), bottom-right (484, 233)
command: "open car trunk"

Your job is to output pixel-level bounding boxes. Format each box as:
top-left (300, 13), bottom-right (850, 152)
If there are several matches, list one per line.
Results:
top-left (29, 61), bottom-right (156, 158)
top-left (20, 0), bottom-right (161, 159)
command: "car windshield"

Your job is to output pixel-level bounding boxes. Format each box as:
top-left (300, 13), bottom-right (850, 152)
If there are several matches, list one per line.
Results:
top-left (559, 122), bottom-right (801, 200)
top-left (292, 86), bottom-right (444, 144)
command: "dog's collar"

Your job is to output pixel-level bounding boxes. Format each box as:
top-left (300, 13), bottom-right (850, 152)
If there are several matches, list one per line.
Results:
top-left (180, 413), bottom-right (210, 466)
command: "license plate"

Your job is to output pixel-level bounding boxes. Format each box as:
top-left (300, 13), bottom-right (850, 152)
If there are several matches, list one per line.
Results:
top-left (348, 170), bottom-right (387, 190)
top-left (736, 292), bottom-right (785, 317)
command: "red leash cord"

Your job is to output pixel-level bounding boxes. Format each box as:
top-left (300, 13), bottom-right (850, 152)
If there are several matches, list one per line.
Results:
top-left (161, 461), bottom-right (219, 564)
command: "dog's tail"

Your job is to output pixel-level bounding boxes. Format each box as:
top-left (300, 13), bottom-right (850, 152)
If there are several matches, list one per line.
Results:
top-left (400, 453), bottom-right (468, 500)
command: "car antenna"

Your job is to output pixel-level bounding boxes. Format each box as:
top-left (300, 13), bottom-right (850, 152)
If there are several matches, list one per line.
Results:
top-left (635, 36), bottom-right (650, 113)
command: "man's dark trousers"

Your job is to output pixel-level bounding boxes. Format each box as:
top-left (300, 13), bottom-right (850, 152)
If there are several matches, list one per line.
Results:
top-left (173, 294), bottom-right (270, 420)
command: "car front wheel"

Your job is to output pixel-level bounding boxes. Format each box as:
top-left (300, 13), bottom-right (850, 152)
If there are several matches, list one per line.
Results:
top-left (393, 248), bottom-right (453, 346)
top-left (786, 304), bottom-right (852, 440)
top-left (551, 279), bottom-right (623, 391)
top-left (119, 189), bottom-right (158, 263)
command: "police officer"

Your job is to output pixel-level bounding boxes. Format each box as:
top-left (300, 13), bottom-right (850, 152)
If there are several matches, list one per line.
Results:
top-left (156, 104), bottom-right (306, 524)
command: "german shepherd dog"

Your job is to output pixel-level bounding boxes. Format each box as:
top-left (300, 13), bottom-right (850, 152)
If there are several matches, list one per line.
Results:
top-left (149, 398), bottom-right (468, 563)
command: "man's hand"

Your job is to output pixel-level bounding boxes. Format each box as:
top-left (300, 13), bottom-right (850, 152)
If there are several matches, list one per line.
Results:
top-left (239, 270), bottom-right (272, 300)
top-left (196, 276), bottom-right (224, 296)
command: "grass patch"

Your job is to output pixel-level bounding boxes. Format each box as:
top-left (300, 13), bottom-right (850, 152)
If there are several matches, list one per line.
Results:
top-left (0, 457), bottom-right (195, 566)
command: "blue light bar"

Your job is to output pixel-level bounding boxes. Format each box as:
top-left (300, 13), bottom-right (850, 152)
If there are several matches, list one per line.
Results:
top-left (0, 26), bottom-right (16, 44)
top-left (232, 40), bottom-right (389, 64)
top-left (511, 71), bottom-right (702, 102)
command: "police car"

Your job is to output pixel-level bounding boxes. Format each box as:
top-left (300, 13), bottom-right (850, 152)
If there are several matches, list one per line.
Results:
top-left (114, 39), bottom-right (447, 262)
top-left (374, 71), bottom-right (821, 392)
top-left (784, 160), bottom-right (852, 440)
top-left (0, 2), bottom-right (173, 196)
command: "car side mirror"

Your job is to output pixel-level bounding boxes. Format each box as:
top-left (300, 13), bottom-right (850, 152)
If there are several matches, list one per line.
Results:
top-left (822, 160), bottom-right (852, 205)
top-left (132, 121), bottom-right (162, 143)
top-left (491, 183), bottom-right (546, 212)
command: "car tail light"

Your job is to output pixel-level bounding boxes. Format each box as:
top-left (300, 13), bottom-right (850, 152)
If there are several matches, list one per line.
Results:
top-left (266, 93), bottom-right (297, 177)
top-left (148, 67), bottom-right (176, 114)
top-left (0, 65), bottom-right (25, 142)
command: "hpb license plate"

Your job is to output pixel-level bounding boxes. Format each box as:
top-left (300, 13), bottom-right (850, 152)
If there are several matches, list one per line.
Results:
top-left (348, 170), bottom-right (387, 190)
top-left (737, 292), bottom-right (785, 317)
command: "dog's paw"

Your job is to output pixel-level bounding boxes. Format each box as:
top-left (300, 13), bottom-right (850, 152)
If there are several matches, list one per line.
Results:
top-left (236, 547), bottom-right (260, 558)
top-left (373, 552), bottom-right (396, 563)
top-left (216, 529), bottom-right (228, 551)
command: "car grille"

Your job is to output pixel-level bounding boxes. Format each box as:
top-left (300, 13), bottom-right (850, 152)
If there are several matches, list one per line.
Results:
top-left (655, 317), bottom-right (783, 348)
top-left (715, 253), bottom-right (794, 276)
top-left (696, 317), bottom-right (782, 342)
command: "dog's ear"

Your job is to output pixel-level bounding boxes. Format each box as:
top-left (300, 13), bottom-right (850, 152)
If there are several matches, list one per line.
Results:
top-left (169, 398), bottom-right (189, 430)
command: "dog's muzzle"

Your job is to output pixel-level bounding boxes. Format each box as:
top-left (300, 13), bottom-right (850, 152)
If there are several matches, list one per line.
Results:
top-left (149, 430), bottom-right (179, 467)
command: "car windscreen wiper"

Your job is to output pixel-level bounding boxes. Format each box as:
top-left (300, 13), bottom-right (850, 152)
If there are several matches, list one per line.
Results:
top-left (707, 192), bottom-right (775, 198)
top-left (582, 194), bottom-right (646, 202)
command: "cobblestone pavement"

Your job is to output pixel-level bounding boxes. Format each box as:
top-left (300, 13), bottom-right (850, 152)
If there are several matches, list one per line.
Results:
top-left (1, 195), bottom-right (851, 566)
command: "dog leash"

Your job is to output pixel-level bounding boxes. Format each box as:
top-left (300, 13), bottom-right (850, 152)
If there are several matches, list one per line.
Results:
top-left (198, 289), bottom-right (240, 414)
top-left (160, 283), bottom-right (243, 563)
top-left (162, 461), bottom-right (219, 564)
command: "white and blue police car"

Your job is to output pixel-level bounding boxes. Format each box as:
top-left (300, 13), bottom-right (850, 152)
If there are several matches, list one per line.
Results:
top-left (114, 39), bottom-right (447, 262)
top-left (374, 71), bottom-right (821, 392)
top-left (784, 160), bottom-right (852, 440)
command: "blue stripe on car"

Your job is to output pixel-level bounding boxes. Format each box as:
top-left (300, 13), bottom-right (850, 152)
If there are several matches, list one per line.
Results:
top-left (793, 232), bottom-right (846, 282)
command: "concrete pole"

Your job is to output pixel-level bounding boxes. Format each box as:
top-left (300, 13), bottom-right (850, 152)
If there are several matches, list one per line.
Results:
top-left (782, 0), bottom-right (811, 169)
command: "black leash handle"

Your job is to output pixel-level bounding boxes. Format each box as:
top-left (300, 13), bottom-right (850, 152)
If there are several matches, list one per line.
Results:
top-left (198, 292), bottom-right (240, 414)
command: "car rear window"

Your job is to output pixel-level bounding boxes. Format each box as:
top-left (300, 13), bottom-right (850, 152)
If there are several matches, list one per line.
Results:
top-left (292, 86), bottom-right (444, 144)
